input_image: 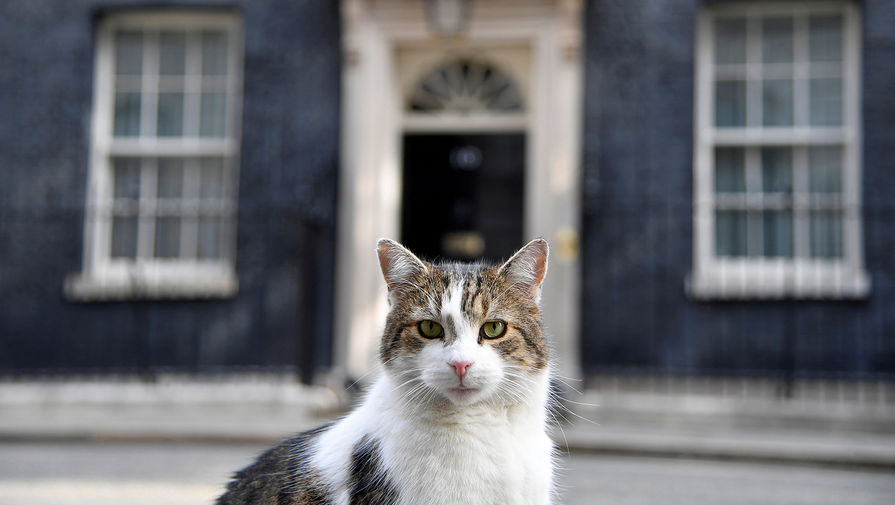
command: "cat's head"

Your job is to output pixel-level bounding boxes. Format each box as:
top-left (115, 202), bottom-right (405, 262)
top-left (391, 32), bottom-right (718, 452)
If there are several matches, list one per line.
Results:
top-left (376, 238), bottom-right (549, 408)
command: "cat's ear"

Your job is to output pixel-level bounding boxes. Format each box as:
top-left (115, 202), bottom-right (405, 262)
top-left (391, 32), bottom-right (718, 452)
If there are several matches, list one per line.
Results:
top-left (497, 238), bottom-right (549, 302)
top-left (377, 238), bottom-right (429, 292)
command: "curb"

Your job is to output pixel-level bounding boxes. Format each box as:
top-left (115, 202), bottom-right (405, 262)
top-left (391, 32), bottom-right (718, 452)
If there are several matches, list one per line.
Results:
top-left (555, 434), bottom-right (895, 471)
top-left (2, 424), bottom-right (893, 472)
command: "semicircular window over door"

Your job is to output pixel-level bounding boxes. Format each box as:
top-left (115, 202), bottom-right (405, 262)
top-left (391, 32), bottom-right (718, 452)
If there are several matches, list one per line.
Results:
top-left (401, 56), bottom-right (527, 263)
top-left (407, 58), bottom-right (524, 113)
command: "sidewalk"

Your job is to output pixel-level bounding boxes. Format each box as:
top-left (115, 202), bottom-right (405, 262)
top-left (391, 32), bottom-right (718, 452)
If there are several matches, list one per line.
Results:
top-left (0, 376), bottom-right (342, 443)
top-left (557, 390), bottom-right (895, 469)
top-left (1, 377), bottom-right (894, 470)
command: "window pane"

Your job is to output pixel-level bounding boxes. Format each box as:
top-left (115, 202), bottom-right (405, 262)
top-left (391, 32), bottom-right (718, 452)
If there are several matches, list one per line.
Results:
top-left (762, 17), bottom-right (793, 64)
top-left (157, 158), bottom-right (184, 199)
top-left (715, 81), bottom-right (746, 127)
top-left (716, 210), bottom-right (747, 257)
top-left (114, 92), bottom-right (141, 136)
top-left (202, 31), bottom-right (229, 76)
top-left (159, 31), bottom-right (186, 75)
top-left (198, 216), bottom-right (223, 259)
top-left (154, 216), bottom-right (181, 258)
top-left (810, 15), bottom-right (843, 62)
top-left (115, 31), bottom-right (142, 75)
top-left (200, 158), bottom-right (226, 199)
top-left (715, 147), bottom-right (746, 193)
top-left (157, 92), bottom-right (184, 137)
top-left (761, 147), bottom-right (792, 193)
top-left (111, 215), bottom-right (138, 259)
top-left (810, 211), bottom-right (843, 258)
top-left (763, 210), bottom-right (793, 257)
top-left (715, 18), bottom-right (746, 64)
top-left (808, 146), bottom-right (842, 193)
top-left (200, 92), bottom-right (226, 137)
top-left (810, 78), bottom-right (842, 126)
top-left (113, 158), bottom-right (141, 200)
top-left (762, 79), bottom-right (793, 126)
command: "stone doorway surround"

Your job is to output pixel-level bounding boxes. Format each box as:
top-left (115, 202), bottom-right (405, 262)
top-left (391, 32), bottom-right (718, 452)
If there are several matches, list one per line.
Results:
top-left (335, 0), bottom-right (583, 384)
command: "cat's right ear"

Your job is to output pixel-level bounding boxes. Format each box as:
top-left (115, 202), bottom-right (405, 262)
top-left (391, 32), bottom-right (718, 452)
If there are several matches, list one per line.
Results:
top-left (377, 239), bottom-right (429, 293)
top-left (497, 238), bottom-right (549, 303)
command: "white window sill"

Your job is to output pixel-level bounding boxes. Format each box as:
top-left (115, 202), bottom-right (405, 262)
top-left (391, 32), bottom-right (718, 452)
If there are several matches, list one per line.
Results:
top-left (686, 263), bottom-right (871, 300)
top-left (64, 265), bottom-right (238, 301)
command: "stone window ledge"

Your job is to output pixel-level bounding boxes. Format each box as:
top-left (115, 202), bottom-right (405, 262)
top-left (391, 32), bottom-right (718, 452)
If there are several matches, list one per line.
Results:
top-left (64, 268), bottom-right (238, 302)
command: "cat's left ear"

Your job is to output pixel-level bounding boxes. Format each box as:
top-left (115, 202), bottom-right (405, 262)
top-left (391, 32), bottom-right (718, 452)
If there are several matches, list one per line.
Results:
top-left (498, 238), bottom-right (548, 302)
top-left (377, 238), bottom-right (429, 293)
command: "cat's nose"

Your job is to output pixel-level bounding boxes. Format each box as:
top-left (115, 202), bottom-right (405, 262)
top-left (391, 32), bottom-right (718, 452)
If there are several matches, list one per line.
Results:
top-left (449, 360), bottom-right (474, 379)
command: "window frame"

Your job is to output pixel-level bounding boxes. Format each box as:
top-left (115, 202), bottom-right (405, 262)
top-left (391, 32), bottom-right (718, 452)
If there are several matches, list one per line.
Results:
top-left (66, 11), bottom-right (243, 301)
top-left (689, 1), bottom-right (869, 299)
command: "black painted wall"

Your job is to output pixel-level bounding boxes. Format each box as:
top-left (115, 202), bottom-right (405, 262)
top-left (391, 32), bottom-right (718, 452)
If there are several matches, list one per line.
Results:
top-left (0, 0), bottom-right (340, 380)
top-left (581, 0), bottom-right (895, 380)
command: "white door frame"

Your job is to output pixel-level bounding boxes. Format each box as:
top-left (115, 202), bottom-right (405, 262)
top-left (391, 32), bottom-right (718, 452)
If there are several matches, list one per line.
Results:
top-left (334, 0), bottom-right (583, 384)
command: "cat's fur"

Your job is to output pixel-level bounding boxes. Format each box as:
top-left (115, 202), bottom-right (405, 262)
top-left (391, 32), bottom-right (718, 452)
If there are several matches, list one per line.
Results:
top-left (217, 238), bottom-right (554, 505)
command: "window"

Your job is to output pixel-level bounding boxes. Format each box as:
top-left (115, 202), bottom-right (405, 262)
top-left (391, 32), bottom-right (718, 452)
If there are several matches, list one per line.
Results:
top-left (66, 12), bottom-right (242, 300)
top-left (689, 2), bottom-right (868, 298)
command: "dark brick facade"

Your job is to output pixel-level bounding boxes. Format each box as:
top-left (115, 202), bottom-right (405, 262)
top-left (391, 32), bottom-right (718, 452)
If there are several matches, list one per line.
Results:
top-left (580, 0), bottom-right (895, 379)
top-left (0, 1), bottom-right (340, 380)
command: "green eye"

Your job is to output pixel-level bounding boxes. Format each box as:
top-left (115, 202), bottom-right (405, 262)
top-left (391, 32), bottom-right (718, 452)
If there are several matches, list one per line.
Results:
top-left (418, 320), bottom-right (444, 339)
top-left (480, 321), bottom-right (507, 339)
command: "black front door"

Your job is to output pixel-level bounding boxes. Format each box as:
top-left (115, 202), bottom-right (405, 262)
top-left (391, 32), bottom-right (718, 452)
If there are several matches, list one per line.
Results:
top-left (401, 133), bottom-right (525, 263)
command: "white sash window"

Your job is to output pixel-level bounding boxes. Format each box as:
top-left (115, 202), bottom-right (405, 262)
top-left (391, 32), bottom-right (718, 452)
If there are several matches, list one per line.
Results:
top-left (689, 2), bottom-right (868, 299)
top-left (66, 12), bottom-right (242, 300)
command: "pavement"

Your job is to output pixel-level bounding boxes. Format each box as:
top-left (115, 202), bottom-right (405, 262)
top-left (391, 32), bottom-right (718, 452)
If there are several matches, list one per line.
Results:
top-left (1, 374), bottom-right (894, 470)
top-left (559, 389), bottom-right (895, 469)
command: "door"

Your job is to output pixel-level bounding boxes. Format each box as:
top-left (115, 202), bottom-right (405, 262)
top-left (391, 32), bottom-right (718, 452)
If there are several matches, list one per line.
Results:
top-left (337, 2), bottom-right (583, 382)
top-left (401, 133), bottom-right (525, 263)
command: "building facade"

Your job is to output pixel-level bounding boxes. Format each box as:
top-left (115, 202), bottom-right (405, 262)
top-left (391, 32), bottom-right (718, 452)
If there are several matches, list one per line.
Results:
top-left (0, 0), bottom-right (892, 385)
top-left (581, 0), bottom-right (895, 383)
top-left (0, 1), bottom-right (340, 381)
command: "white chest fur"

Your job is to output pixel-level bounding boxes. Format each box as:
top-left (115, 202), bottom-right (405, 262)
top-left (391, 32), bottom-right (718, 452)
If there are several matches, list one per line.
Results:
top-left (383, 410), bottom-right (553, 505)
top-left (312, 374), bottom-right (554, 505)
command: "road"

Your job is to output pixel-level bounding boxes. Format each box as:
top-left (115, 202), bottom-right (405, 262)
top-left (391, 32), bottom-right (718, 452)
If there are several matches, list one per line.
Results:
top-left (1, 441), bottom-right (894, 505)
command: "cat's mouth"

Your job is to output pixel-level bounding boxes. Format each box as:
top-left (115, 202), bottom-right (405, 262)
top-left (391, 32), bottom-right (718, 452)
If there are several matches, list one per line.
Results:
top-left (447, 384), bottom-right (481, 404)
top-left (446, 385), bottom-right (480, 401)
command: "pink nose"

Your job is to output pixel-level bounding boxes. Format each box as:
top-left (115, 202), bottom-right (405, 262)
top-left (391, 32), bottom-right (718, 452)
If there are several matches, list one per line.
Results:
top-left (449, 360), bottom-right (473, 378)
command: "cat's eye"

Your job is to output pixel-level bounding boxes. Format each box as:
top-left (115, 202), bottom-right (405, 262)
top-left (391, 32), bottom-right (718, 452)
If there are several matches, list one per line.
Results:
top-left (480, 321), bottom-right (507, 340)
top-left (418, 320), bottom-right (444, 339)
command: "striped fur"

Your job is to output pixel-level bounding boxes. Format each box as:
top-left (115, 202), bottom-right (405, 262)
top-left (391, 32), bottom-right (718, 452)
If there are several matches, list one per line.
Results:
top-left (218, 239), bottom-right (554, 505)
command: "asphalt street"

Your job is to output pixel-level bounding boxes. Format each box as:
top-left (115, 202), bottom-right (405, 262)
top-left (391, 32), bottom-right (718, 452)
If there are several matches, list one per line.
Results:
top-left (1, 441), bottom-right (894, 505)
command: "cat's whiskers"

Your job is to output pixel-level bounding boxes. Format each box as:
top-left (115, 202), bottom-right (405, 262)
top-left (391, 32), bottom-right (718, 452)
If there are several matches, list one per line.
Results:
top-left (494, 382), bottom-right (525, 406)
top-left (392, 381), bottom-right (424, 411)
top-left (400, 382), bottom-right (428, 404)
top-left (494, 369), bottom-right (575, 452)
top-left (545, 404), bottom-right (568, 436)
top-left (498, 367), bottom-right (595, 432)
top-left (549, 398), bottom-right (598, 427)
top-left (493, 371), bottom-right (534, 403)
top-left (551, 374), bottom-right (587, 396)
top-left (345, 354), bottom-right (404, 392)
top-left (500, 369), bottom-right (540, 388)
top-left (390, 369), bottom-right (428, 392)
top-left (544, 385), bottom-right (599, 427)
top-left (395, 381), bottom-right (445, 419)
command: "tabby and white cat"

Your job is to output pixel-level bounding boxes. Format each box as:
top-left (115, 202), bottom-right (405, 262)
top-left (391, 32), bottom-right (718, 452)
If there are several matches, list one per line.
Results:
top-left (218, 238), bottom-right (555, 505)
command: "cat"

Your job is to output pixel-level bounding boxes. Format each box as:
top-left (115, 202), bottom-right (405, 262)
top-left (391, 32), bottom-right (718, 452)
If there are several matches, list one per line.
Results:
top-left (217, 238), bottom-right (555, 505)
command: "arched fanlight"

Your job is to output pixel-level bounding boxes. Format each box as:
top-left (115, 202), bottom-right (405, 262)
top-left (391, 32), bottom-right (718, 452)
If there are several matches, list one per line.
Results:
top-left (407, 58), bottom-right (524, 113)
